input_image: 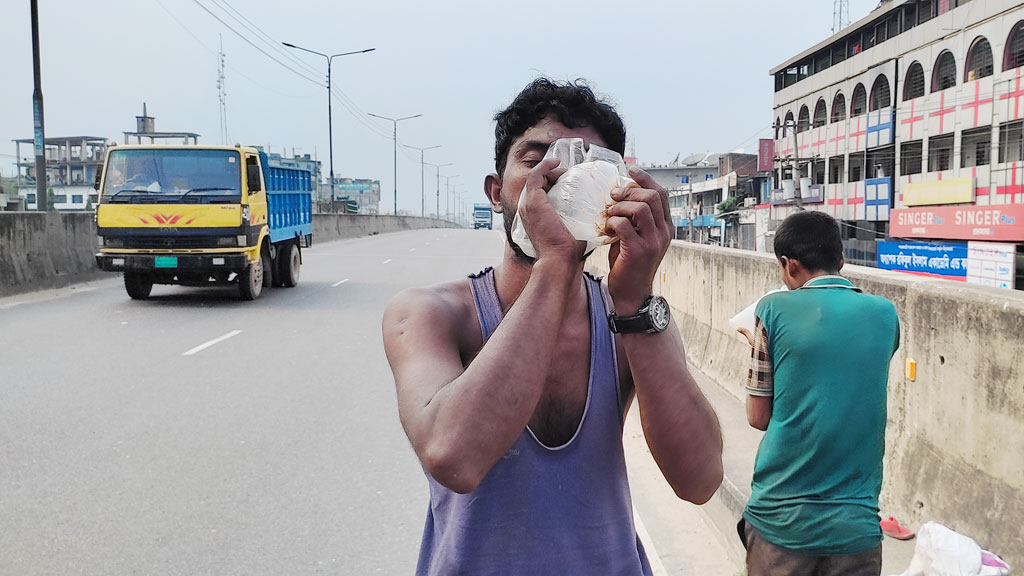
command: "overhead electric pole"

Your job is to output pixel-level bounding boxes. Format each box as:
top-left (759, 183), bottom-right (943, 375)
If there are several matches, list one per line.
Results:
top-left (217, 35), bottom-right (229, 145)
top-left (30, 0), bottom-right (48, 212)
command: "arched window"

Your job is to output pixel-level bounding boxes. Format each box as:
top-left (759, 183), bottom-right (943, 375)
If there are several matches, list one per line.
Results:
top-left (784, 111), bottom-right (794, 136)
top-left (965, 37), bottom-right (994, 81)
top-left (797, 105), bottom-right (810, 133)
top-left (850, 84), bottom-right (867, 116)
top-left (775, 117), bottom-right (781, 139)
top-left (904, 62), bottom-right (925, 101)
top-left (813, 99), bottom-right (827, 128)
top-left (869, 75), bottom-right (891, 111)
top-left (1004, 21), bottom-right (1024, 71)
top-left (932, 50), bottom-right (957, 92)
top-left (831, 93), bottom-right (847, 123)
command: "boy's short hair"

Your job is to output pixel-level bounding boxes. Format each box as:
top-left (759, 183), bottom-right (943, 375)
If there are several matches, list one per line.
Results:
top-left (773, 211), bottom-right (844, 273)
top-left (492, 78), bottom-right (626, 177)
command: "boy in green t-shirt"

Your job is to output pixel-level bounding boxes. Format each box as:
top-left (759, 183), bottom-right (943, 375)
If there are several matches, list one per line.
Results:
top-left (740, 211), bottom-right (899, 576)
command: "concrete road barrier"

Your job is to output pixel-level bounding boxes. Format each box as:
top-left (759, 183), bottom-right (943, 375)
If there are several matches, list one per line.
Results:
top-left (0, 212), bottom-right (458, 298)
top-left (589, 240), bottom-right (1024, 566)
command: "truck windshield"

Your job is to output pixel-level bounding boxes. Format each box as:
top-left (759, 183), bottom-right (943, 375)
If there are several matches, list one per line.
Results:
top-left (102, 149), bottom-right (241, 203)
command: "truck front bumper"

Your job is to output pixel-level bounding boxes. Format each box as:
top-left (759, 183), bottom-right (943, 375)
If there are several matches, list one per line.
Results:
top-left (96, 252), bottom-right (249, 273)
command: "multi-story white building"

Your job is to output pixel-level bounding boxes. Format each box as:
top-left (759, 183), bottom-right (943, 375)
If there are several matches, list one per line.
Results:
top-left (13, 136), bottom-right (107, 210)
top-left (770, 0), bottom-right (1024, 278)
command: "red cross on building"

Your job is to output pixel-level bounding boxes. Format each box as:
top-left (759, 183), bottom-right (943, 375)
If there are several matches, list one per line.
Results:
top-left (829, 130), bottom-right (845, 156)
top-left (1000, 68), bottom-right (1024, 121)
top-left (827, 195), bottom-right (844, 218)
top-left (850, 117), bottom-right (866, 149)
top-left (848, 183), bottom-right (864, 218)
top-left (930, 91), bottom-right (956, 133)
top-left (812, 129), bottom-right (827, 155)
top-left (996, 162), bottom-right (1022, 203)
top-left (901, 100), bottom-right (924, 140)
top-left (961, 82), bottom-right (993, 128)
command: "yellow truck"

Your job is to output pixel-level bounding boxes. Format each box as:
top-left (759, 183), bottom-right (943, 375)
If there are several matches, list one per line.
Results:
top-left (94, 145), bottom-right (313, 300)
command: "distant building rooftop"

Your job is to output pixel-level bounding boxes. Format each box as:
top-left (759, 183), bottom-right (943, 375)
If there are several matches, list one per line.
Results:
top-left (122, 103), bottom-right (200, 145)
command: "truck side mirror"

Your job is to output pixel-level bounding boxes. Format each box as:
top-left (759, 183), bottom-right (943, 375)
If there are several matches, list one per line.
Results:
top-left (93, 168), bottom-right (102, 191)
top-left (247, 164), bottom-right (263, 193)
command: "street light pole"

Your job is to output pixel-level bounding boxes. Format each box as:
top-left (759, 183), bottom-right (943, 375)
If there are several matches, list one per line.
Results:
top-left (282, 42), bottom-right (374, 214)
top-left (404, 144), bottom-right (440, 217)
top-left (369, 113), bottom-right (422, 215)
top-left (440, 174), bottom-right (459, 221)
top-left (30, 0), bottom-right (47, 212)
top-left (429, 162), bottom-right (453, 219)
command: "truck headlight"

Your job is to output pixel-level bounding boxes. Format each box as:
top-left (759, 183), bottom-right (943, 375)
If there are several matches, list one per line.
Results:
top-left (101, 237), bottom-right (124, 248)
top-left (236, 235), bottom-right (247, 247)
top-left (218, 237), bottom-right (238, 247)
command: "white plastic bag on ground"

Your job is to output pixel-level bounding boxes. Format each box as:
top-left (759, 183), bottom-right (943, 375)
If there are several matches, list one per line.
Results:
top-left (510, 138), bottom-right (636, 258)
top-left (889, 521), bottom-right (1011, 576)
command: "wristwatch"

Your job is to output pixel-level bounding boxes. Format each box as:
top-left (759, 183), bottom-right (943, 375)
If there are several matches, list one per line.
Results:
top-left (608, 295), bottom-right (671, 334)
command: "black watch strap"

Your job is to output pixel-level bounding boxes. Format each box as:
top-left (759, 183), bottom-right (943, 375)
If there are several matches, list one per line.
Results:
top-left (608, 295), bottom-right (670, 334)
top-left (607, 310), bottom-right (651, 334)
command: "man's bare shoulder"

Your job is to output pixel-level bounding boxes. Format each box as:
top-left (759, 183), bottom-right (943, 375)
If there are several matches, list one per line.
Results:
top-left (382, 277), bottom-right (477, 344)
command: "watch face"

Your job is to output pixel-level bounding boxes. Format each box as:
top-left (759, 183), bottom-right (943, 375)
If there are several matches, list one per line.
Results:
top-left (649, 296), bottom-right (670, 331)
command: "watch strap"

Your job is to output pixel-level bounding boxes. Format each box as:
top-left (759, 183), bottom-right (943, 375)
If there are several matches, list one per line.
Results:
top-left (607, 296), bottom-right (654, 334)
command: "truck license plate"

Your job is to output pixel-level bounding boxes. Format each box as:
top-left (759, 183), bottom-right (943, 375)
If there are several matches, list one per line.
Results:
top-left (154, 256), bottom-right (178, 269)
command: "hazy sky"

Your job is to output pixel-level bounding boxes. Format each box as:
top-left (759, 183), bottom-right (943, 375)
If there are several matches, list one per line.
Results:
top-left (1, 0), bottom-right (877, 215)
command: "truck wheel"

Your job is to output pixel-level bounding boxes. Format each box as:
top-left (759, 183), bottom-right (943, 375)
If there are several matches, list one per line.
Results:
top-left (124, 271), bottom-right (153, 300)
top-left (270, 247), bottom-right (283, 287)
top-left (261, 250), bottom-right (273, 288)
top-left (239, 255), bottom-right (264, 300)
top-left (281, 242), bottom-right (300, 287)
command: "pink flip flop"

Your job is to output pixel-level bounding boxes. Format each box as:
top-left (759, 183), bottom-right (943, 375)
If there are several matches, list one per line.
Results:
top-left (880, 516), bottom-right (915, 540)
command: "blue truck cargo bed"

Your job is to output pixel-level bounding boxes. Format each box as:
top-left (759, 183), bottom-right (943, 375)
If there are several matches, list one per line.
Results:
top-left (259, 151), bottom-right (314, 245)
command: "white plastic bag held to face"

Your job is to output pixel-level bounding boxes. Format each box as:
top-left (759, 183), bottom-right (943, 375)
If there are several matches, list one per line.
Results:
top-left (510, 138), bottom-right (635, 258)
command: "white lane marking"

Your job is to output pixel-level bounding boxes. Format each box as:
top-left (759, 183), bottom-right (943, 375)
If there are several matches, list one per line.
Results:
top-left (633, 505), bottom-right (668, 576)
top-left (382, 259), bottom-right (393, 264)
top-left (408, 248), bottom-right (416, 252)
top-left (183, 330), bottom-right (242, 356)
top-left (331, 279), bottom-right (350, 288)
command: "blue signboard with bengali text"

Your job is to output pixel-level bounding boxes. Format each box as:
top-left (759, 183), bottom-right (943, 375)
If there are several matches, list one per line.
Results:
top-left (876, 241), bottom-right (967, 280)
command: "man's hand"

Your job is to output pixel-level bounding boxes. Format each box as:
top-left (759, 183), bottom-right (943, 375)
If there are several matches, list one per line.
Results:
top-left (605, 167), bottom-right (672, 312)
top-left (516, 157), bottom-right (584, 262)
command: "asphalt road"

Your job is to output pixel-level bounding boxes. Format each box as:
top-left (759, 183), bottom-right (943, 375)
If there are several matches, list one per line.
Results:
top-left (0, 228), bottom-right (734, 575)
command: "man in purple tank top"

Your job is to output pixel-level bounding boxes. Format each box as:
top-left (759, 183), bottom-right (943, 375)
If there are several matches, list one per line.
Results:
top-left (383, 79), bottom-right (724, 575)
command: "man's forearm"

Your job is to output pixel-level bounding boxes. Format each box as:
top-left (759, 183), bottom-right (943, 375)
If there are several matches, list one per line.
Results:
top-left (423, 258), bottom-right (577, 490)
top-left (623, 323), bottom-right (724, 503)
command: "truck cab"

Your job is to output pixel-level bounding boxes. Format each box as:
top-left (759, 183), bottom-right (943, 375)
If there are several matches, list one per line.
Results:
top-left (94, 145), bottom-right (313, 300)
top-left (473, 203), bottom-right (493, 230)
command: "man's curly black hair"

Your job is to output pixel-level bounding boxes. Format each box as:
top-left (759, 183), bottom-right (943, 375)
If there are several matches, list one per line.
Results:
top-left (493, 78), bottom-right (626, 177)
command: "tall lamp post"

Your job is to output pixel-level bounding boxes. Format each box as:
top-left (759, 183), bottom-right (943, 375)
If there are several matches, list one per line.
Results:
top-left (368, 112), bottom-right (422, 215)
top-left (428, 162), bottom-right (453, 219)
top-left (282, 42), bottom-right (374, 214)
top-left (453, 186), bottom-right (467, 227)
top-left (404, 144), bottom-right (440, 217)
top-left (30, 0), bottom-right (47, 212)
top-left (440, 174), bottom-right (459, 221)
top-left (426, 162), bottom-right (453, 218)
